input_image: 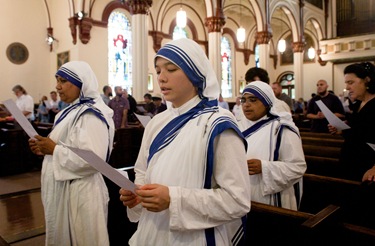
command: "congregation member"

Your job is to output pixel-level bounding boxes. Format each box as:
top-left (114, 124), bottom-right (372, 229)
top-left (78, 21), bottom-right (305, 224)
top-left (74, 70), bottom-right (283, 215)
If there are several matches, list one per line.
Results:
top-left (58, 100), bottom-right (69, 111)
top-left (142, 93), bottom-right (156, 116)
top-left (238, 81), bottom-right (306, 210)
top-left (36, 95), bottom-right (49, 123)
top-left (218, 93), bottom-right (230, 110)
top-left (12, 84), bottom-right (35, 121)
top-left (101, 85), bottom-right (113, 105)
top-left (48, 91), bottom-right (60, 123)
top-left (119, 38), bottom-right (250, 246)
top-left (122, 88), bottom-right (138, 123)
top-left (328, 62), bottom-right (375, 182)
top-left (151, 93), bottom-right (167, 115)
top-left (271, 81), bottom-right (293, 112)
top-left (28, 61), bottom-right (115, 245)
top-left (306, 79), bottom-right (345, 133)
top-left (108, 86), bottom-right (130, 129)
top-left (232, 96), bottom-right (242, 121)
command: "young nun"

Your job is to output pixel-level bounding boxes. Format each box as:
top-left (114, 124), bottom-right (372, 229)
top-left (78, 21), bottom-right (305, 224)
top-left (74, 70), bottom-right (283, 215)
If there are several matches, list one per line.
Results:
top-left (238, 81), bottom-right (306, 210)
top-left (29, 61), bottom-right (115, 245)
top-left (120, 38), bottom-right (251, 246)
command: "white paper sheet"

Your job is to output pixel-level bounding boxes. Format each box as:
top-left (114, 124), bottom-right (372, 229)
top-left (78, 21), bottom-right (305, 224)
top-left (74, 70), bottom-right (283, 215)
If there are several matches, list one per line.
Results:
top-left (66, 145), bottom-right (137, 193)
top-left (3, 99), bottom-right (39, 139)
top-left (134, 113), bottom-right (151, 128)
top-left (367, 143), bottom-right (375, 151)
top-left (315, 100), bottom-right (351, 130)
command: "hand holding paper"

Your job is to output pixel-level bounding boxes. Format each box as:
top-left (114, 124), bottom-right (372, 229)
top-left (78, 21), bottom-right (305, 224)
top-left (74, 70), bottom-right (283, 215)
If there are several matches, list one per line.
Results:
top-left (315, 100), bottom-right (350, 131)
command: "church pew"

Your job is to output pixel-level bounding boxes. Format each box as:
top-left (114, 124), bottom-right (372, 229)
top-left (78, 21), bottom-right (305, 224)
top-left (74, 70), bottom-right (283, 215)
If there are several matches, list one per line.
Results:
top-left (300, 173), bottom-right (375, 230)
top-left (300, 130), bottom-right (344, 140)
top-left (249, 201), bottom-right (375, 245)
top-left (301, 136), bottom-right (344, 148)
top-left (304, 155), bottom-right (341, 177)
top-left (302, 144), bottom-right (341, 158)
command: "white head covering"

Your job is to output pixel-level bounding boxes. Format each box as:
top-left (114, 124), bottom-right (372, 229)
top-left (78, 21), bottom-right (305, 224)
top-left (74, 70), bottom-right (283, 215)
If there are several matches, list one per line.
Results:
top-left (154, 38), bottom-right (220, 101)
top-left (55, 61), bottom-right (115, 148)
top-left (243, 81), bottom-right (299, 133)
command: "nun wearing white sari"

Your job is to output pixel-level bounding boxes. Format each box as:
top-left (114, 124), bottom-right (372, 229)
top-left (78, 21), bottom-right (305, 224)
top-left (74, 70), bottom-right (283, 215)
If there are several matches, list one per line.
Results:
top-left (238, 82), bottom-right (306, 210)
top-left (29, 61), bottom-right (115, 245)
top-left (120, 38), bottom-right (250, 246)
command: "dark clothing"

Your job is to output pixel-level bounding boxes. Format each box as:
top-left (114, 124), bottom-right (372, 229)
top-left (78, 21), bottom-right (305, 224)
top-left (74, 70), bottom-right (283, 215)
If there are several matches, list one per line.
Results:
top-left (278, 93), bottom-right (293, 111)
top-left (108, 96), bottom-right (130, 129)
top-left (144, 102), bottom-right (155, 115)
top-left (306, 93), bottom-right (345, 133)
top-left (154, 103), bottom-right (167, 115)
top-left (339, 97), bottom-right (375, 181)
top-left (127, 95), bottom-right (138, 123)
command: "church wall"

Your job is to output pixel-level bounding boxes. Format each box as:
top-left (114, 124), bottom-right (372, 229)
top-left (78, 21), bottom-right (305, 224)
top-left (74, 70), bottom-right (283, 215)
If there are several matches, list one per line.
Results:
top-left (0, 0), bottom-right (51, 103)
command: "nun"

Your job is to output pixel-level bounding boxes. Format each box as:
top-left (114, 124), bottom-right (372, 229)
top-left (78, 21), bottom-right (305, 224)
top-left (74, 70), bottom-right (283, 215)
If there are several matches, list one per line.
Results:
top-left (120, 38), bottom-right (251, 246)
top-left (29, 61), bottom-right (115, 246)
top-left (238, 81), bottom-right (306, 210)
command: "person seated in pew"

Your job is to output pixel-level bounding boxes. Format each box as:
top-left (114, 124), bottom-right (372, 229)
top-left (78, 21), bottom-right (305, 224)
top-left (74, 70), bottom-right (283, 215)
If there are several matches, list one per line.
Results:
top-left (119, 38), bottom-right (250, 245)
top-left (238, 81), bottom-right (306, 210)
top-left (28, 61), bottom-right (115, 245)
top-left (328, 62), bottom-right (375, 182)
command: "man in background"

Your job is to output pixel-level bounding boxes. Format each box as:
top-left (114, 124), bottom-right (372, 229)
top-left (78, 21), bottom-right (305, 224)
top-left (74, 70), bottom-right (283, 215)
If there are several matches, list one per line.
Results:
top-left (306, 79), bottom-right (345, 133)
top-left (108, 86), bottom-right (129, 129)
top-left (48, 91), bottom-right (60, 123)
top-left (101, 85), bottom-right (113, 105)
top-left (271, 82), bottom-right (293, 112)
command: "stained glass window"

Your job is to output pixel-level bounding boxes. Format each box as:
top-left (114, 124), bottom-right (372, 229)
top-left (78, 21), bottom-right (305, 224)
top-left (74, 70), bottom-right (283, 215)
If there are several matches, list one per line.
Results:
top-left (108, 11), bottom-right (132, 94)
top-left (173, 26), bottom-right (188, 40)
top-left (221, 37), bottom-right (232, 98)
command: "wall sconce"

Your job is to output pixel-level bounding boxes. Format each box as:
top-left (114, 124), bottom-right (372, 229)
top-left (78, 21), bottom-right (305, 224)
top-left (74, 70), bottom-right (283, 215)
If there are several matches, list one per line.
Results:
top-left (308, 46), bottom-right (316, 59)
top-left (76, 11), bottom-right (86, 21)
top-left (236, 0), bottom-right (246, 43)
top-left (176, 1), bottom-right (186, 28)
top-left (46, 27), bottom-right (58, 52)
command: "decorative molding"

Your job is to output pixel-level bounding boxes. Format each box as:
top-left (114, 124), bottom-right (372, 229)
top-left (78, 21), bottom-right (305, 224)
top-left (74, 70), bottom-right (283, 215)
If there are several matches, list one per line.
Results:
top-left (69, 17), bottom-right (78, 45)
top-left (79, 17), bottom-right (93, 44)
top-left (317, 49), bottom-right (327, 66)
top-left (205, 16), bottom-right (226, 33)
top-left (255, 31), bottom-right (272, 45)
top-left (149, 30), bottom-right (165, 53)
top-left (126, 0), bottom-right (152, 15)
top-left (292, 41), bottom-right (305, 53)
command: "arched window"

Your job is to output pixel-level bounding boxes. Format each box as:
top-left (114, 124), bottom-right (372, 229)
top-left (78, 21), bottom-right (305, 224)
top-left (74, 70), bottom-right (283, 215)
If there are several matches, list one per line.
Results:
top-left (173, 26), bottom-right (188, 40)
top-left (108, 11), bottom-right (132, 94)
top-left (255, 44), bottom-right (260, 67)
top-left (278, 72), bottom-right (295, 99)
top-left (221, 36), bottom-right (232, 98)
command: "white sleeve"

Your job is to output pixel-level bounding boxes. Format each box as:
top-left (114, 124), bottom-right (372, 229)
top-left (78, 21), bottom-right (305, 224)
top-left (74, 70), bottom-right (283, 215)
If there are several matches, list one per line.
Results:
top-left (260, 129), bottom-right (306, 196)
top-left (52, 112), bottom-right (110, 181)
top-left (168, 130), bottom-right (251, 230)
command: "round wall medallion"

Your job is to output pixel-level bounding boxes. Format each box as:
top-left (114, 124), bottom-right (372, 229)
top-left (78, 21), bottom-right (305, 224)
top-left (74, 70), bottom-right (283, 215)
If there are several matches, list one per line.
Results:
top-left (6, 42), bottom-right (29, 65)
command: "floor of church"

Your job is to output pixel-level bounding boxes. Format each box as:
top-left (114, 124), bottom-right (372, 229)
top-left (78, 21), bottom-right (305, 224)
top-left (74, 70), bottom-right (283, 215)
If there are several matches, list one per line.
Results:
top-left (0, 171), bottom-right (45, 245)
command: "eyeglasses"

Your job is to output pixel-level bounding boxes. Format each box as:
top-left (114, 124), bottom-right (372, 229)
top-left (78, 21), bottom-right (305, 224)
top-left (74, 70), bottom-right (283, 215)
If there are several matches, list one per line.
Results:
top-left (240, 96), bottom-right (258, 104)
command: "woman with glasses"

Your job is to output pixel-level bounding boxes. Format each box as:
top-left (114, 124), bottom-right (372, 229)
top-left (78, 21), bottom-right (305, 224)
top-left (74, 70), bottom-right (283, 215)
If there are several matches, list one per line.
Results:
top-left (238, 81), bottom-right (306, 210)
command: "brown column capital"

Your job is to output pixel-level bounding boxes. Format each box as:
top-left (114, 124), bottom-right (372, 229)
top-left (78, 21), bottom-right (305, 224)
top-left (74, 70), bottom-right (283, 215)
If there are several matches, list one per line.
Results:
top-left (69, 17), bottom-right (78, 45)
top-left (79, 17), bottom-right (93, 44)
top-left (205, 16), bottom-right (226, 33)
top-left (149, 30), bottom-right (164, 53)
top-left (127, 0), bottom-right (152, 15)
top-left (255, 31), bottom-right (272, 45)
top-left (292, 41), bottom-right (305, 53)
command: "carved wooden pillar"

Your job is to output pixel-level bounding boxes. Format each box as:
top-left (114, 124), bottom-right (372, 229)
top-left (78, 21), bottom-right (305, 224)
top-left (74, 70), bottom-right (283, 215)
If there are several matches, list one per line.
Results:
top-left (205, 15), bottom-right (226, 86)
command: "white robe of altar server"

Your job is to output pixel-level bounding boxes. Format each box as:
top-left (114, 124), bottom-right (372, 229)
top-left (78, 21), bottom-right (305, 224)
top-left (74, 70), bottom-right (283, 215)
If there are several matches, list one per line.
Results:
top-left (41, 100), bottom-right (111, 246)
top-left (238, 115), bottom-right (306, 210)
top-left (127, 96), bottom-right (251, 246)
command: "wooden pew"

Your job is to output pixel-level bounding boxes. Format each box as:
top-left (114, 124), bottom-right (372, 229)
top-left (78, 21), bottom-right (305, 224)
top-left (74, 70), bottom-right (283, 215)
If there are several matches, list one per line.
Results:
top-left (301, 136), bottom-right (344, 148)
top-left (300, 173), bottom-right (375, 230)
top-left (304, 155), bottom-right (341, 177)
top-left (302, 144), bottom-right (341, 158)
top-left (249, 201), bottom-right (375, 245)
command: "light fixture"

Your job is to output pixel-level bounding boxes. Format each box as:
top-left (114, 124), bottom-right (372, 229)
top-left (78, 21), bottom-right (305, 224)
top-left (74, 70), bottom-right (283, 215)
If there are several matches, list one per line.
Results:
top-left (76, 11), bottom-right (86, 21)
top-left (236, 0), bottom-right (245, 43)
top-left (277, 10), bottom-right (286, 54)
top-left (176, 1), bottom-right (186, 28)
top-left (308, 46), bottom-right (316, 59)
top-left (278, 39), bottom-right (286, 53)
top-left (46, 27), bottom-right (58, 52)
